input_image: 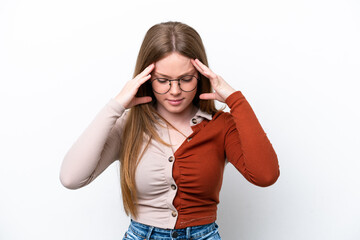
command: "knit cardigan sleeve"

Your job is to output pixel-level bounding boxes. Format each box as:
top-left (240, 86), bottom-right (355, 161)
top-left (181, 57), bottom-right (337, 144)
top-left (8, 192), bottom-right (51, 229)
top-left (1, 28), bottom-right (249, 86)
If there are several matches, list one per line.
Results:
top-left (60, 98), bottom-right (126, 189)
top-left (224, 91), bottom-right (280, 187)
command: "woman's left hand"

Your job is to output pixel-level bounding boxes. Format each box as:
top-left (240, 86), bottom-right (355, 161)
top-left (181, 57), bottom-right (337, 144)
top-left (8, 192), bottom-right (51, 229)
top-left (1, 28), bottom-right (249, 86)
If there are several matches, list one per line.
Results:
top-left (191, 59), bottom-right (236, 103)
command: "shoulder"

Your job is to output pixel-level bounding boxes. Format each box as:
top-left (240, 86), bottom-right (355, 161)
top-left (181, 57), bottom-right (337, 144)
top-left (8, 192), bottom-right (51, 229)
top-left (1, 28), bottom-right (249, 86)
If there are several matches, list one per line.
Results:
top-left (210, 110), bottom-right (233, 126)
top-left (212, 109), bottom-right (232, 120)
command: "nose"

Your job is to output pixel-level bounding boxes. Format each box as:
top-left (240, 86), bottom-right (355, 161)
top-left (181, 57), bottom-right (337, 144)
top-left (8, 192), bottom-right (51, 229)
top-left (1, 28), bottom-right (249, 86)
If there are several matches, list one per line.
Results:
top-left (169, 80), bottom-right (181, 95)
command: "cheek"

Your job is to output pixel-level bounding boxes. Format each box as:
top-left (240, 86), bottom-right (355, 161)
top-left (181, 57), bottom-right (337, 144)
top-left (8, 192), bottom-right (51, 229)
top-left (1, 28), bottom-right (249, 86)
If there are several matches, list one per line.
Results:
top-left (189, 89), bottom-right (197, 100)
top-left (152, 92), bottom-right (164, 103)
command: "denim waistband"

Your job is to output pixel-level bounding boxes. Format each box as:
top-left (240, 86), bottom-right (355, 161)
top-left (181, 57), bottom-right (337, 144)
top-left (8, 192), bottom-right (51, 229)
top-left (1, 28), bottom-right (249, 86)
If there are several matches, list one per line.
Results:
top-left (128, 219), bottom-right (219, 240)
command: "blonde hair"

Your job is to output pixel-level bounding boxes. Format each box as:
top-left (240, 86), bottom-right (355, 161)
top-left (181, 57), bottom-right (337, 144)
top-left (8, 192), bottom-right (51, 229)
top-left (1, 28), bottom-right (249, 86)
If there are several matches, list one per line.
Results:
top-left (119, 21), bottom-right (217, 217)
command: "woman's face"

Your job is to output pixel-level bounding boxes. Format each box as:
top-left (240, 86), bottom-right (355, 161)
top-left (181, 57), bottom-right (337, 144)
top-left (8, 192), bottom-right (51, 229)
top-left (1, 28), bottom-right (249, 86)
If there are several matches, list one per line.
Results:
top-left (152, 52), bottom-right (198, 116)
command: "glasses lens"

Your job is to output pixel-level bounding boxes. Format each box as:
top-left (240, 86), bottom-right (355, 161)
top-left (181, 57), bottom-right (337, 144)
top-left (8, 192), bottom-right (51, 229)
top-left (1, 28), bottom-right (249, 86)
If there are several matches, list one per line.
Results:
top-left (179, 76), bottom-right (197, 92)
top-left (152, 78), bottom-right (170, 94)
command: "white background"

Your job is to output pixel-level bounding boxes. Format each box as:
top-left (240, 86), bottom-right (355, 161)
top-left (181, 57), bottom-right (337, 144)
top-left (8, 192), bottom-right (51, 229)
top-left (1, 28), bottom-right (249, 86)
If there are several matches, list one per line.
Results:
top-left (1, 0), bottom-right (359, 239)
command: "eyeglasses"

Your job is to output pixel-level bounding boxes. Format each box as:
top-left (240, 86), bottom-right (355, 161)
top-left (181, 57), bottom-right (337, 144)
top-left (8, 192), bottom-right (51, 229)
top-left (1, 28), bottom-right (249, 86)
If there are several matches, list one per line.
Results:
top-left (151, 75), bottom-right (199, 94)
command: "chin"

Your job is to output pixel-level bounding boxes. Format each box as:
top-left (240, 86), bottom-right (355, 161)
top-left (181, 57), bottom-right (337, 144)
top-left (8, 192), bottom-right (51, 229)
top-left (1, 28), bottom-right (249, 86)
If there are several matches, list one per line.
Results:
top-left (164, 106), bottom-right (187, 114)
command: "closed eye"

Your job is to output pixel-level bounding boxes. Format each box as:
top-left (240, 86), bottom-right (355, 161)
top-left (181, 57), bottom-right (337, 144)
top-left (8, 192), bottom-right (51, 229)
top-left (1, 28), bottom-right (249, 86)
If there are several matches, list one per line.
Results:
top-left (156, 78), bottom-right (169, 84)
top-left (180, 75), bottom-right (194, 82)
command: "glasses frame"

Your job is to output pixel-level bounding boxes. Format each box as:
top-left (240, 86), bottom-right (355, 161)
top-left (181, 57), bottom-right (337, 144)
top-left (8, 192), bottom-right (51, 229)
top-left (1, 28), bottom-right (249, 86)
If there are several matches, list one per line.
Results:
top-left (151, 74), bottom-right (199, 95)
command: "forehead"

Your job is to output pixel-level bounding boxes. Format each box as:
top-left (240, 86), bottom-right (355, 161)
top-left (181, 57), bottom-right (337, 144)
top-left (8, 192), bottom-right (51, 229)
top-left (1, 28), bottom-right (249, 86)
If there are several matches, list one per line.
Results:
top-left (154, 52), bottom-right (195, 77)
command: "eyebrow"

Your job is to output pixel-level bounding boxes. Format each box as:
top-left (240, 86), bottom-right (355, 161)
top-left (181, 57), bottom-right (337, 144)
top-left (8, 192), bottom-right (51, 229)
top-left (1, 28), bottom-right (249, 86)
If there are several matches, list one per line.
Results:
top-left (153, 70), bottom-right (195, 78)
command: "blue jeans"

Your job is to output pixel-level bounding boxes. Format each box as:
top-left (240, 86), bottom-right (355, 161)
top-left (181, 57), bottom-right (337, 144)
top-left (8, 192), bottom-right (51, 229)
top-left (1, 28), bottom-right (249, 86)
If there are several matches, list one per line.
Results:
top-left (122, 219), bottom-right (222, 240)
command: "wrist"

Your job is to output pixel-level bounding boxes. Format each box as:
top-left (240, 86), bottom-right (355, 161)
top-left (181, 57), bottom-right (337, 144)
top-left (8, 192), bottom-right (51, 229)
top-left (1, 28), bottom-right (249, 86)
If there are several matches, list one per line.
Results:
top-left (222, 86), bottom-right (236, 101)
top-left (114, 94), bottom-right (127, 109)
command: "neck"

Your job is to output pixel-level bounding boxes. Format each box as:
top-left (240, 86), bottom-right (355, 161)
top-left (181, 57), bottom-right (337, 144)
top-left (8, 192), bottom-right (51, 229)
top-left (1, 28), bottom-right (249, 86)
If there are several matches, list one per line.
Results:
top-left (156, 104), bottom-right (197, 126)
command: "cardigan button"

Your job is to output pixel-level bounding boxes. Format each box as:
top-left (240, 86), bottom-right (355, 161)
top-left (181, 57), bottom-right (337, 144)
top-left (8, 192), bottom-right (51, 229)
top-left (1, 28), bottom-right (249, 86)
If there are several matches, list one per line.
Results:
top-left (191, 118), bottom-right (197, 124)
top-left (168, 156), bottom-right (174, 162)
top-left (171, 211), bottom-right (177, 217)
top-left (171, 184), bottom-right (177, 190)
top-left (187, 137), bottom-right (192, 142)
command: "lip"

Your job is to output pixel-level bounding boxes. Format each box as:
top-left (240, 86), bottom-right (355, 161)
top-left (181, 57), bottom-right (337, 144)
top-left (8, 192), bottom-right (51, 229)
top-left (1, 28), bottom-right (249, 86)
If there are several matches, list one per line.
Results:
top-left (167, 99), bottom-right (184, 106)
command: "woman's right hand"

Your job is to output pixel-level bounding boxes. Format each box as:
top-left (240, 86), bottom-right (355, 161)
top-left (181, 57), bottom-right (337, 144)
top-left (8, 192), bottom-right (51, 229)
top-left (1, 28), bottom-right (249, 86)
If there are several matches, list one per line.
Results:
top-left (114, 63), bottom-right (155, 109)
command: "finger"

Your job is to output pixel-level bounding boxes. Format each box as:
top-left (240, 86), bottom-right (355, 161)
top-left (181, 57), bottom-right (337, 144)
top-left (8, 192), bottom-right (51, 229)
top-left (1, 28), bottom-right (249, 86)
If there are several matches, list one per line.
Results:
top-left (196, 60), bottom-right (217, 79)
top-left (192, 59), bottom-right (216, 79)
top-left (142, 63), bottom-right (155, 74)
top-left (136, 73), bottom-right (152, 86)
top-left (191, 59), bottom-right (205, 73)
top-left (191, 59), bottom-right (208, 77)
top-left (199, 93), bottom-right (216, 100)
top-left (136, 63), bottom-right (155, 79)
top-left (133, 96), bottom-right (152, 106)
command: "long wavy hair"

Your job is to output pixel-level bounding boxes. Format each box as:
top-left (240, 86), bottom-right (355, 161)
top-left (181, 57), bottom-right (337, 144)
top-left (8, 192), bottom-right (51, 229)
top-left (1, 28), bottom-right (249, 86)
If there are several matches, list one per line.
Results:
top-left (119, 21), bottom-right (218, 217)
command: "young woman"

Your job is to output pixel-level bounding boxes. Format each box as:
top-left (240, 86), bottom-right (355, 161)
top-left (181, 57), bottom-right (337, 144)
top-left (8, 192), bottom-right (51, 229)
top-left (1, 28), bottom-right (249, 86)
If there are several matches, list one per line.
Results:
top-left (60, 21), bottom-right (280, 240)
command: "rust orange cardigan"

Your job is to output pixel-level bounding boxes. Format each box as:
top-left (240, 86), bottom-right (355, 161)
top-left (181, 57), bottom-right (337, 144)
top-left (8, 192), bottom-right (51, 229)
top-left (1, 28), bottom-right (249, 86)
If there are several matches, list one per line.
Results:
top-left (172, 91), bottom-right (280, 228)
